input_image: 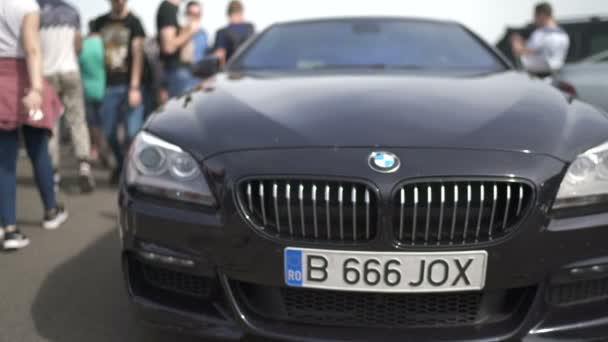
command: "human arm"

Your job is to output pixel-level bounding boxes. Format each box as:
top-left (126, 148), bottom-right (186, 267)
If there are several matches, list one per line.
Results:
top-left (74, 11), bottom-right (83, 55)
top-left (158, 4), bottom-right (199, 55)
top-left (160, 21), bottom-right (199, 55)
top-left (75, 30), bottom-right (83, 56)
top-left (129, 36), bottom-right (145, 107)
top-left (213, 29), bottom-right (228, 65)
top-left (128, 17), bottom-right (146, 107)
top-left (22, 11), bottom-right (43, 113)
top-left (510, 33), bottom-right (537, 57)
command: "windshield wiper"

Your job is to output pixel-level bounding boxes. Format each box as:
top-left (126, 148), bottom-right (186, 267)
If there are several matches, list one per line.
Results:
top-left (233, 64), bottom-right (427, 72)
top-left (305, 64), bottom-right (426, 70)
top-left (304, 64), bottom-right (389, 70)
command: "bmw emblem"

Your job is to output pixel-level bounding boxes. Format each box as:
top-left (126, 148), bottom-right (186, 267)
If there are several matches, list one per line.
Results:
top-left (369, 152), bottom-right (401, 173)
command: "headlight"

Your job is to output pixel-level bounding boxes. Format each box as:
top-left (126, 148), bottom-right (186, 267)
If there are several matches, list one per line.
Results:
top-left (126, 132), bottom-right (216, 206)
top-left (554, 141), bottom-right (608, 211)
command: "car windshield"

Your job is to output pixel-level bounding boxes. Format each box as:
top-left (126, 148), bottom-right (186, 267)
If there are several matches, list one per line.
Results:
top-left (231, 19), bottom-right (506, 72)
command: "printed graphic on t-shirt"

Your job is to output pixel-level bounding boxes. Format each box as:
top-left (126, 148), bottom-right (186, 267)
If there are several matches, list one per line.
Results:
top-left (38, 0), bottom-right (80, 29)
top-left (101, 23), bottom-right (131, 73)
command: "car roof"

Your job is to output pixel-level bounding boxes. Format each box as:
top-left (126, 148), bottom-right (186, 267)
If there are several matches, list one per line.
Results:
top-left (558, 15), bottom-right (608, 25)
top-left (271, 16), bottom-right (461, 28)
top-left (503, 16), bottom-right (608, 32)
top-left (581, 50), bottom-right (608, 63)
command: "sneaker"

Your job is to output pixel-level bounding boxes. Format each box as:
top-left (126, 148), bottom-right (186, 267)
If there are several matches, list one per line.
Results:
top-left (3, 226), bottom-right (30, 250)
top-left (79, 161), bottom-right (96, 194)
top-left (42, 205), bottom-right (69, 230)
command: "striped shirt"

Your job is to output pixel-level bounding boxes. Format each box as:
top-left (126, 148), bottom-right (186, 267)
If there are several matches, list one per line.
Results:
top-left (38, 0), bottom-right (81, 75)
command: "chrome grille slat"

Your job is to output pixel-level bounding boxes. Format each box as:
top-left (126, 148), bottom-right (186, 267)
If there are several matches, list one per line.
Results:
top-left (394, 180), bottom-right (533, 247)
top-left (475, 183), bottom-right (486, 242)
top-left (425, 186), bottom-right (432, 244)
top-left (365, 190), bottom-right (371, 240)
top-left (325, 185), bottom-right (331, 240)
top-left (338, 186), bottom-right (344, 241)
top-left (488, 184), bottom-right (498, 239)
top-left (299, 184), bottom-right (306, 237)
top-left (259, 183), bottom-right (267, 226)
top-left (312, 184), bottom-right (319, 239)
top-left (286, 183), bottom-right (294, 236)
top-left (239, 180), bottom-right (377, 243)
top-left (517, 185), bottom-right (524, 216)
top-left (273, 183), bottom-right (281, 233)
top-left (351, 187), bottom-right (357, 242)
top-left (412, 187), bottom-right (418, 246)
top-left (450, 185), bottom-right (458, 244)
top-left (475, 184), bottom-right (484, 242)
top-left (247, 183), bottom-right (253, 213)
top-left (399, 189), bottom-right (405, 240)
top-left (463, 184), bottom-right (471, 243)
top-left (437, 185), bottom-right (445, 245)
top-left (502, 185), bottom-right (511, 231)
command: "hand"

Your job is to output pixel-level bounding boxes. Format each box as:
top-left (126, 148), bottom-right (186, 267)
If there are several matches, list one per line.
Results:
top-left (22, 89), bottom-right (42, 116)
top-left (128, 88), bottom-right (142, 108)
top-left (187, 19), bottom-right (201, 33)
top-left (510, 33), bottom-right (523, 41)
top-left (159, 89), bottom-right (169, 105)
top-left (510, 34), bottom-right (525, 56)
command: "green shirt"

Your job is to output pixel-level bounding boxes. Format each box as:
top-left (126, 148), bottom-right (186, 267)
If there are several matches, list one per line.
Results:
top-left (79, 36), bottom-right (106, 101)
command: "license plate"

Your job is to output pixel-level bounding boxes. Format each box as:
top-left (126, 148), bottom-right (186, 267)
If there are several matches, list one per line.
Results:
top-left (284, 248), bottom-right (487, 293)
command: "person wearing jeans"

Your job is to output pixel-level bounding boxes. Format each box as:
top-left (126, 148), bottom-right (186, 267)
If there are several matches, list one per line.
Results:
top-left (80, 22), bottom-right (111, 167)
top-left (0, 127), bottom-right (60, 228)
top-left (92, 0), bottom-right (146, 183)
top-left (100, 85), bottom-right (144, 175)
top-left (157, 0), bottom-right (202, 97)
top-left (0, 0), bottom-right (69, 250)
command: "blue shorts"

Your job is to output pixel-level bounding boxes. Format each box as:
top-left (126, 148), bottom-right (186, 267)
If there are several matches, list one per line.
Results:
top-left (85, 100), bottom-right (103, 128)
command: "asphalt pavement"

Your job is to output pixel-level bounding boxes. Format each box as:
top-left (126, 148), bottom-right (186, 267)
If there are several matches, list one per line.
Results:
top-left (0, 154), bottom-right (223, 342)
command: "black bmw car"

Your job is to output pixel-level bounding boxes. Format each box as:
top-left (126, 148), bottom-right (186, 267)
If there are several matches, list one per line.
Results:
top-left (119, 17), bottom-right (608, 341)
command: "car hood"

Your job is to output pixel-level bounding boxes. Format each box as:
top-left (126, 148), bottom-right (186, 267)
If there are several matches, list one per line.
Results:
top-left (147, 70), bottom-right (608, 162)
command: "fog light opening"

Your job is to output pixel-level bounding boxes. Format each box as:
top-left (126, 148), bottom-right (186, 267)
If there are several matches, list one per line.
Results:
top-left (569, 264), bottom-right (608, 277)
top-left (138, 251), bottom-right (195, 268)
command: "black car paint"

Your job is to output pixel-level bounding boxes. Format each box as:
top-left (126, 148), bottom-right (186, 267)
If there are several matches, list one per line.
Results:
top-left (121, 18), bottom-right (608, 341)
top-left (146, 71), bottom-right (606, 163)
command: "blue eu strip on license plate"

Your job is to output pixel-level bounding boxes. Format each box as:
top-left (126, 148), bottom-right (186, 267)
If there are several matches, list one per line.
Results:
top-left (284, 249), bottom-right (304, 287)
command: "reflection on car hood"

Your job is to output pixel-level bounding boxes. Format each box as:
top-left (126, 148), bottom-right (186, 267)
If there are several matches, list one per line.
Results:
top-left (147, 71), bottom-right (608, 162)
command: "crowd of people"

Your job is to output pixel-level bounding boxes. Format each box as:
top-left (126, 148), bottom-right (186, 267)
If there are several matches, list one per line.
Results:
top-left (0, 0), bottom-right (254, 251)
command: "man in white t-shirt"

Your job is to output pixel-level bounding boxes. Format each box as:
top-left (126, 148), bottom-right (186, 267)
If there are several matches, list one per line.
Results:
top-left (38, 0), bottom-right (95, 193)
top-left (510, 2), bottom-right (570, 74)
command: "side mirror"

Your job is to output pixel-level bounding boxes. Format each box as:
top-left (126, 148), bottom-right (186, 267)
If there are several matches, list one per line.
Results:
top-left (192, 56), bottom-right (221, 79)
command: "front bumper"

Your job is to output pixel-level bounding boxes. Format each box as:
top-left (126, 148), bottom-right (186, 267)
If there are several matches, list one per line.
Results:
top-left (119, 148), bottom-right (608, 341)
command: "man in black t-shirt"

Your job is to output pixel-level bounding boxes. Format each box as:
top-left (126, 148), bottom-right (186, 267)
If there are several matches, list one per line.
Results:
top-left (92, 0), bottom-right (146, 183)
top-left (157, 0), bottom-right (202, 97)
top-left (213, 0), bottom-right (254, 66)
